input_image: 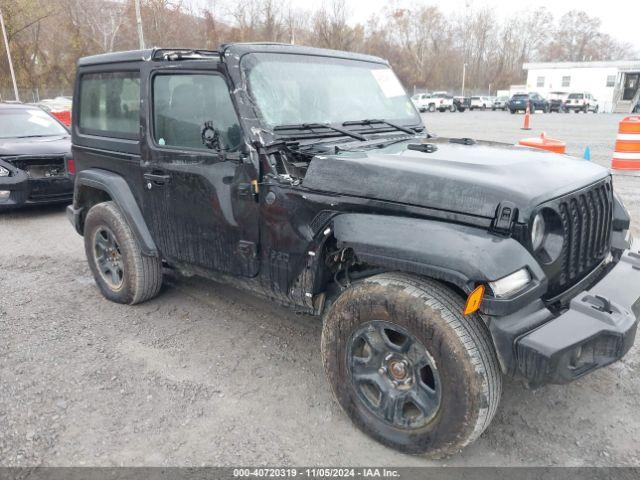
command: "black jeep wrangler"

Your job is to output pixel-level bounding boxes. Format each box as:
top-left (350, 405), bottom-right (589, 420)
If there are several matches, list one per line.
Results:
top-left (68, 44), bottom-right (639, 457)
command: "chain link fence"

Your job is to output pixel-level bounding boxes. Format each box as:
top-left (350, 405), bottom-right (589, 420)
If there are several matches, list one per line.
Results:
top-left (0, 86), bottom-right (73, 104)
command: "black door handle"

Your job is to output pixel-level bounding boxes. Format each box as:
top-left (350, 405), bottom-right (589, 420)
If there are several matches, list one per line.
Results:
top-left (144, 172), bottom-right (171, 185)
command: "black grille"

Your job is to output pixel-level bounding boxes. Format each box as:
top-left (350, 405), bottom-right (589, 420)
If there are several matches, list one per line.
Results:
top-left (9, 156), bottom-right (65, 178)
top-left (547, 179), bottom-right (613, 297)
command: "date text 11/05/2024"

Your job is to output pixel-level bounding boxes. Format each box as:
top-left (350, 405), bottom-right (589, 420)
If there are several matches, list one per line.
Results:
top-left (233, 468), bottom-right (400, 478)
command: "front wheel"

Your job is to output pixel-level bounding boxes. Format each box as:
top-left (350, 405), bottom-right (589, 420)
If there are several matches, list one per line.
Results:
top-left (449, 105), bottom-right (456, 112)
top-left (321, 273), bottom-right (502, 457)
top-left (84, 201), bottom-right (163, 305)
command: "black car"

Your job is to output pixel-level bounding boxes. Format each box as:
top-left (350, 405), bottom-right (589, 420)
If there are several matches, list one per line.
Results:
top-left (508, 92), bottom-right (550, 113)
top-left (67, 44), bottom-right (638, 457)
top-left (0, 103), bottom-right (73, 209)
top-left (453, 96), bottom-right (470, 112)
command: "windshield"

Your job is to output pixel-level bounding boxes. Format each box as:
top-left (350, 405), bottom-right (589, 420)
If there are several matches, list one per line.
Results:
top-left (242, 53), bottom-right (419, 129)
top-left (0, 108), bottom-right (67, 139)
top-left (568, 93), bottom-right (584, 99)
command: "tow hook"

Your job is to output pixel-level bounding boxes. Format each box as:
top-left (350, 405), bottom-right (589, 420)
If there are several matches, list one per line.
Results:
top-left (591, 295), bottom-right (613, 314)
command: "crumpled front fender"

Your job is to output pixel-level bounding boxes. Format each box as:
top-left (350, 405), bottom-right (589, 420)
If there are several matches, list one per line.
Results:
top-left (331, 213), bottom-right (547, 316)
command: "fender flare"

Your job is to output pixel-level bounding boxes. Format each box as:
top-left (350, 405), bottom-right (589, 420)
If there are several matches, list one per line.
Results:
top-left (331, 213), bottom-right (547, 316)
top-left (72, 169), bottom-right (158, 256)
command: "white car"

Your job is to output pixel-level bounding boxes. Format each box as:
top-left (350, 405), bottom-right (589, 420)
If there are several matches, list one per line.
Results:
top-left (565, 92), bottom-right (599, 113)
top-left (37, 96), bottom-right (73, 113)
top-left (411, 93), bottom-right (431, 112)
top-left (470, 96), bottom-right (493, 110)
top-left (430, 93), bottom-right (456, 112)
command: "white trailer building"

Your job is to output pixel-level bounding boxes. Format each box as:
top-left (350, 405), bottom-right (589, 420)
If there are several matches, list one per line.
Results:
top-left (522, 60), bottom-right (640, 113)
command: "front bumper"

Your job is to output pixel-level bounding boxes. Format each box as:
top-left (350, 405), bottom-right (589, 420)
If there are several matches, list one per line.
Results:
top-left (0, 164), bottom-right (72, 210)
top-left (488, 243), bottom-right (640, 387)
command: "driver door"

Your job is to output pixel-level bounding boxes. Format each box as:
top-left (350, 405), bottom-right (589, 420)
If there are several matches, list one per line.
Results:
top-left (140, 65), bottom-right (260, 277)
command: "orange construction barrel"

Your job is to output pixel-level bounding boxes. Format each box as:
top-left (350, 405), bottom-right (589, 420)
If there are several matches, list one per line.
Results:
top-left (612, 116), bottom-right (640, 170)
top-left (518, 132), bottom-right (566, 154)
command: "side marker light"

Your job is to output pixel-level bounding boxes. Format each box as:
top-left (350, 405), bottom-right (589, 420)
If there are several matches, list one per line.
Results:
top-left (464, 285), bottom-right (485, 316)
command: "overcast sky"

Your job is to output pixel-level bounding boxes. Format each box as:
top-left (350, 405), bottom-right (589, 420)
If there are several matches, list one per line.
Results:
top-left (191, 0), bottom-right (639, 51)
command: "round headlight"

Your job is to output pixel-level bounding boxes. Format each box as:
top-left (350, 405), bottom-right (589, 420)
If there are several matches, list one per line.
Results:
top-left (531, 212), bottom-right (546, 251)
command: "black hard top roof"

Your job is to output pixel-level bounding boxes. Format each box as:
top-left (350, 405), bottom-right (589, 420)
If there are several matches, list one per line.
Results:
top-left (78, 42), bottom-right (387, 67)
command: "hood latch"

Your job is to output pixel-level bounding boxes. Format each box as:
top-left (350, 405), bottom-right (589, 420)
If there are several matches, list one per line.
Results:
top-left (491, 201), bottom-right (518, 236)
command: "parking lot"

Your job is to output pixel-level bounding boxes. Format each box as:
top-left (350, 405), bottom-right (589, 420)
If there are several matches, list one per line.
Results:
top-left (1, 111), bottom-right (639, 467)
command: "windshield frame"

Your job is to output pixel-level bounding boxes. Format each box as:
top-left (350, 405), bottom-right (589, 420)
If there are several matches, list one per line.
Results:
top-left (0, 106), bottom-right (69, 139)
top-left (239, 51), bottom-right (422, 138)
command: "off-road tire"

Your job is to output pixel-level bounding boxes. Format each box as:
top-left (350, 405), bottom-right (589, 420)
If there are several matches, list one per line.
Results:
top-left (428, 104), bottom-right (436, 113)
top-left (84, 201), bottom-right (162, 305)
top-left (321, 273), bottom-right (502, 457)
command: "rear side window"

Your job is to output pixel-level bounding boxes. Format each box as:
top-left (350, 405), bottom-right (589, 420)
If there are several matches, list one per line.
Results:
top-left (79, 71), bottom-right (140, 138)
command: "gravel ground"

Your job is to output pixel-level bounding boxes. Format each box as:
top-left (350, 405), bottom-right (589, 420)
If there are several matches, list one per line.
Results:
top-left (1, 111), bottom-right (639, 467)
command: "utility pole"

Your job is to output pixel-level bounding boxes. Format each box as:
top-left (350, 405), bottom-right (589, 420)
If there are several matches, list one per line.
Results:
top-left (461, 63), bottom-right (467, 97)
top-left (0, 7), bottom-right (19, 101)
top-left (134, 0), bottom-right (145, 49)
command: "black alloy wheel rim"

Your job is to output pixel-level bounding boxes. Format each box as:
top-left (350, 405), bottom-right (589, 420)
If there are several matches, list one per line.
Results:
top-left (94, 227), bottom-right (124, 289)
top-left (347, 320), bottom-right (442, 429)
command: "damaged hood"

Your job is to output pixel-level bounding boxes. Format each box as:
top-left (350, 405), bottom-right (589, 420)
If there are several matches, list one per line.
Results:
top-left (302, 139), bottom-right (609, 220)
top-left (0, 135), bottom-right (70, 157)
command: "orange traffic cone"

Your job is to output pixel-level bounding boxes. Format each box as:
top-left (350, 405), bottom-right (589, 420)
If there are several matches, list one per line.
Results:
top-left (611, 116), bottom-right (640, 171)
top-left (519, 132), bottom-right (566, 154)
top-left (521, 104), bottom-right (531, 130)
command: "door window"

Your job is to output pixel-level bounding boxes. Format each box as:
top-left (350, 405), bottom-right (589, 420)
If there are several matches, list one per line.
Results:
top-left (153, 74), bottom-right (242, 152)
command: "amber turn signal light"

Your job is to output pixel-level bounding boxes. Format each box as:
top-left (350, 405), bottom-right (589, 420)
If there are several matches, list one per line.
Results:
top-left (463, 285), bottom-right (485, 316)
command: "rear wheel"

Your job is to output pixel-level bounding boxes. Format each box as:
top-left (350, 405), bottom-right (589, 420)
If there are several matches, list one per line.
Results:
top-left (84, 201), bottom-right (162, 305)
top-left (428, 104), bottom-right (436, 113)
top-left (321, 273), bottom-right (502, 457)
top-left (449, 104), bottom-right (456, 112)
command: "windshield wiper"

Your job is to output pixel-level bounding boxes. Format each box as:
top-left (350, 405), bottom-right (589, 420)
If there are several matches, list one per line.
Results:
top-left (273, 123), bottom-right (366, 141)
top-left (342, 119), bottom-right (416, 135)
